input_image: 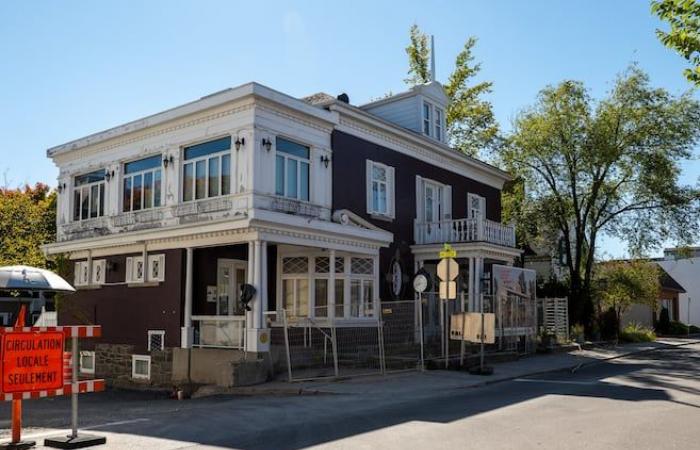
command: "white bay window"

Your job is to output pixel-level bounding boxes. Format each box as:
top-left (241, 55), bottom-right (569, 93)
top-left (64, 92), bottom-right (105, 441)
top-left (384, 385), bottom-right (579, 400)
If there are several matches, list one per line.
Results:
top-left (275, 137), bottom-right (310, 201)
top-left (182, 136), bottom-right (231, 202)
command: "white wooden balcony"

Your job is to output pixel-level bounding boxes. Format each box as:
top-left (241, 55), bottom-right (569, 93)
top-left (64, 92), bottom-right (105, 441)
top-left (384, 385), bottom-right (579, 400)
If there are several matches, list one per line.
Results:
top-left (414, 217), bottom-right (516, 247)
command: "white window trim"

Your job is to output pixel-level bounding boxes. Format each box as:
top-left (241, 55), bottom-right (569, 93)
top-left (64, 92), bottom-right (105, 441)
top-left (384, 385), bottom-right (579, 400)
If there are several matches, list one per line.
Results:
top-left (79, 351), bottom-right (95, 375)
top-left (417, 176), bottom-right (452, 222)
top-left (148, 330), bottom-right (165, 351)
top-left (366, 160), bottom-right (395, 219)
top-left (435, 107), bottom-right (444, 142)
top-left (131, 354), bottom-right (151, 380)
top-left (122, 158), bottom-right (163, 212)
top-left (147, 254), bottom-right (166, 282)
top-left (423, 101), bottom-right (433, 137)
top-left (72, 175), bottom-right (106, 222)
top-left (91, 259), bottom-right (106, 286)
top-left (467, 193), bottom-right (486, 220)
top-left (181, 137), bottom-right (232, 203)
top-left (74, 261), bottom-right (89, 287)
top-left (126, 256), bottom-right (145, 284)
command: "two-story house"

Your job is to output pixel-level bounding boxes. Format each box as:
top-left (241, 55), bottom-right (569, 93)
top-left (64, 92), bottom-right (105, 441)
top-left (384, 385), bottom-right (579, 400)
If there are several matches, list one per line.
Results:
top-left (44, 80), bottom-right (520, 387)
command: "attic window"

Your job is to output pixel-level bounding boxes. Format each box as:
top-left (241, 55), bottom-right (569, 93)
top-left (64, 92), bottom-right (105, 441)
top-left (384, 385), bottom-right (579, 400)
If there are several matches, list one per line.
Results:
top-left (423, 102), bottom-right (432, 136)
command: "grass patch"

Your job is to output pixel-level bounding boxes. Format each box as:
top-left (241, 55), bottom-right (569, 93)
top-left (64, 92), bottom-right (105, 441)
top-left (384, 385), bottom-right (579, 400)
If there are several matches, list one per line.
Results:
top-left (619, 322), bottom-right (656, 343)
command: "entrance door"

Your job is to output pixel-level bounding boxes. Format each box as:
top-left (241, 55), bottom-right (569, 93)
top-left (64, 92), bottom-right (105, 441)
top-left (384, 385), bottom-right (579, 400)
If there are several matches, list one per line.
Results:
top-left (217, 259), bottom-right (247, 316)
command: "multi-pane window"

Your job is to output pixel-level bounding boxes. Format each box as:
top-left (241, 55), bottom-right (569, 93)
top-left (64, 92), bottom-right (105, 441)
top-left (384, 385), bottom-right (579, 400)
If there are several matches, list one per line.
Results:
top-left (423, 102), bottom-right (432, 136)
top-left (366, 161), bottom-right (395, 218)
top-left (182, 137), bottom-right (231, 202)
top-left (123, 155), bottom-right (162, 212)
top-left (73, 170), bottom-right (105, 221)
top-left (435, 108), bottom-right (443, 141)
top-left (275, 137), bottom-right (310, 201)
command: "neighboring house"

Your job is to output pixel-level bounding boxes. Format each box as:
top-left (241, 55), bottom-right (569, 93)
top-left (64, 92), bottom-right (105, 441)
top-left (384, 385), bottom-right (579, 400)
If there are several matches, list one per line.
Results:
top-left (621, 263), bottom-right (686, 328)
top-left (657, 247), bottom-right (700, 326)
top-left (43, 80), bottom-right (520, 387)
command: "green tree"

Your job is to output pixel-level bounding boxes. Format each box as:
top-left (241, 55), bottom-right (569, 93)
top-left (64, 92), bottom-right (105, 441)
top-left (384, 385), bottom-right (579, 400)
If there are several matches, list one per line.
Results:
top-left (0, 183), bottom-right (57, 268)
top-left (500, 66), bottom-right (700, 331)
top-left (405, 25), bottom-right (499, 156)
top-left (595, 260), bottom-right (661, 336)
top-left (652, 0), bottom-right (700, 86)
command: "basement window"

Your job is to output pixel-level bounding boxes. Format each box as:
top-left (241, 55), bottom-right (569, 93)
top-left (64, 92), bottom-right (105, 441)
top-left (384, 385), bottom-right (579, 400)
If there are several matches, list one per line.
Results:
top-left (80, 351), bottom-right (95, 375)
top-left (131, 355), bottom-right (151, 380)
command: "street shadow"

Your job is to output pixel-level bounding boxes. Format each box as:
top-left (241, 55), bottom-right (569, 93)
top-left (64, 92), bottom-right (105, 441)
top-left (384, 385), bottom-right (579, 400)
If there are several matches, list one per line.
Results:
top-left (0, 347), bottom-right (698, 449)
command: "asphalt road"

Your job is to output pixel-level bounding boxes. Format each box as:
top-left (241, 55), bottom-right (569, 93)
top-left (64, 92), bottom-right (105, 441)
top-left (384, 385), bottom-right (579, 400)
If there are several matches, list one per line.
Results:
top-left (2, 344), bottom-right (700, 449)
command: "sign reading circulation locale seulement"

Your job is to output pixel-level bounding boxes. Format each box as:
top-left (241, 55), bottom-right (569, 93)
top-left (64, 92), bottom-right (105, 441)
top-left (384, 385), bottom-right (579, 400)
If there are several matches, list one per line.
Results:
top-left (1, 331), bottom-right (64, 393)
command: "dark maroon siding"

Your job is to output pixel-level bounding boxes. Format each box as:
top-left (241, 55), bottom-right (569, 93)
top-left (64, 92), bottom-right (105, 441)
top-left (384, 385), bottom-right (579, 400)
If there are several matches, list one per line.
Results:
top-left (59, 249), bottom-right (184, 352)
top-left (331, 130), bottom-right (503, 300)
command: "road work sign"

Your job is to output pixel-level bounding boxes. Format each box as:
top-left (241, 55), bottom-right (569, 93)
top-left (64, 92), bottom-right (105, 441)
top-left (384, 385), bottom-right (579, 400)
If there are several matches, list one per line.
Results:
top-left (1, 331), bottom-right (64, 393)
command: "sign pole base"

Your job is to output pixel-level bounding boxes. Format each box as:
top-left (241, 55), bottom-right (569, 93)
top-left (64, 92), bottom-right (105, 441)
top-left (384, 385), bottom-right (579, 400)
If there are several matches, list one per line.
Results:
top-left (44, 434), bottom-right (106, 449)
top-left (0, 441), bottom-right (36, 450)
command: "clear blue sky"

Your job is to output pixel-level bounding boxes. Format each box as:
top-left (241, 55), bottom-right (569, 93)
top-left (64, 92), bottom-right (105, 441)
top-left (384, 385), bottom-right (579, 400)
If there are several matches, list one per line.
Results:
top-left (1, 0), bottom-right (698, 257)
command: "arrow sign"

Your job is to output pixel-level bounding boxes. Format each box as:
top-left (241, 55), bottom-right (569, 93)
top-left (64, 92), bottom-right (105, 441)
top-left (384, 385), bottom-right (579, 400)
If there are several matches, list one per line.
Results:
top-left (437, 258), bottom-right (459, 281)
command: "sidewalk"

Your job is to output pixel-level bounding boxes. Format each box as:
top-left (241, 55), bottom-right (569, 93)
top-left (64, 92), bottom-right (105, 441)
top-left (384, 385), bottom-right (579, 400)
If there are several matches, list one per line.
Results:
top-left (222, 337), bottom-right (700, 398)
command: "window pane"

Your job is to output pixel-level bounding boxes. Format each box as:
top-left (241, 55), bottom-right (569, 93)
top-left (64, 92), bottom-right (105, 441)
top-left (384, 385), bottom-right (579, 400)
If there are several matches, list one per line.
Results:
top-left (221, 154), bottom-right (231, 195)
top-left (363, 281), bottom-right (374, 317)
top-left (208, 156), bottom-right (220, 198)
top-left (123, 177), bottom-right (132, 212)
top-left (372, 165), bottom-right (386, 182)
top-left (372, 182), bottom-right (379, 212)
top-left (133, 174), bottom-right (143, 211)
top-left (335, 279), bottom-right (344, 318)
top-left (283, 280), bottom-right (295, 314)
top-left (75, 170), bottom-right (105, 186)
top-left (286, 158), bottom-right (298, 199)
top-left (144, 172), bottom-right (153, 209)
top-left (73, 189), bottom-right (81, 221)
top-left (154, 170), bottom-right (162, 207)
top-left (315, 279), bottom-right (328, 317)
top-left (275, 155), bottom-right (285, 196)
top-left (350, 280), bottom-right (361, 317)
top-left (297, 279), bottom-right (309, 317)
top-left (124, 155), bottom-right (161, 174)
top-left (89, 185), bottom-right (99, 218)
top-left (276, 137), bottom-right (310, 159)
top-left (379, 183), bottom-right (387, 213)
top-left (99, 184), bottom-right (105, 217)
top-left (300, 162), bottom-right (309, 201)
top-left (81, 187), bottom-right (89, 220)
top-left (195, 160), bottom-right (206, 199)
top-left (183, 163), bottom-right (193, 201)
top-left (184, 137), bottom-right (231, 160)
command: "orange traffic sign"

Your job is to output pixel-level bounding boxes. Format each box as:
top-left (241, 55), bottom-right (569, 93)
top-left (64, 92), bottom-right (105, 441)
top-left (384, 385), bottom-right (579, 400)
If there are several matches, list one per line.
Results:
top-left (1, 331), bottom-right (64, 394)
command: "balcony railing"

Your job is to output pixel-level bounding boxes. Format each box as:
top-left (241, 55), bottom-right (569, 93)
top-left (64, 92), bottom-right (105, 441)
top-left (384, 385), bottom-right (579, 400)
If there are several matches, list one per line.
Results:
top-left (192, 315), bottom-right (246, 349)
top-left (414, 217), bottom-right (516, 247)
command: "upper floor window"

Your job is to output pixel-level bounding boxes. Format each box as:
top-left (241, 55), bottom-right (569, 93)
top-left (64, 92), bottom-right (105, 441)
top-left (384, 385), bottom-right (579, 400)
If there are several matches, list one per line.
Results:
top-left (468, 193), bottom-right (486, 219)
top-left (182, 137), bottom-right (231, 202)
top-left (275, 137), bottom-right (310, 201)
top-left (73, 170), bottom-right (105, 221)
top-left (435, 107), bottom-right (443, 142)
top-left (366, 160), bottom-right (395, 219)
top-left (423, 102), bottom-right (432, 136)
top-left (123, 155), bottom-right (162, 212)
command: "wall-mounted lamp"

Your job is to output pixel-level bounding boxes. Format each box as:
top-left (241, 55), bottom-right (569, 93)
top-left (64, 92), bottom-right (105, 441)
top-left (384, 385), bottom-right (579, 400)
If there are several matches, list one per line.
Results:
top-left (104, 170), bottom-right (114, 181)
top-left (262, 138), bottom-right (272, 152)
top-left (234, 137), bottom-right (245, 151)
top-left (163, 155), bottom-right (174, 168)
top-left (320, 155), bottom-right (331, 168)
top-left (57, 183), bottom-right (66, 194)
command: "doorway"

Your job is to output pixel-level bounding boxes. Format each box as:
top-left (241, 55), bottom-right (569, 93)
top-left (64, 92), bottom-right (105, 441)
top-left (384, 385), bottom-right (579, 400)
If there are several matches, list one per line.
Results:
top-left (216, 259), bottom-right (247, 316)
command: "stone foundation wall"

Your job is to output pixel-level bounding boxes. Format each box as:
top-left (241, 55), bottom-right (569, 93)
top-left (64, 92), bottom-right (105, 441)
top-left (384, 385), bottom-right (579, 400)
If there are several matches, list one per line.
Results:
top-left (95, 343), bottom-right (173, 390)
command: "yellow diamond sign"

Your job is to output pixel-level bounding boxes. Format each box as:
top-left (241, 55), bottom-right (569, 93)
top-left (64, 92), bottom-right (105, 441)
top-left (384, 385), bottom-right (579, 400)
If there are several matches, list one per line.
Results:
top-left (439, 243), bottom-right (457, 259)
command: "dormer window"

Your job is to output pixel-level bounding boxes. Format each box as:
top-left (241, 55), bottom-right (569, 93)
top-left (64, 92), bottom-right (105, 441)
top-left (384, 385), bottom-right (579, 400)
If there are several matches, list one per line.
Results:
top-left (435, 107), bottom-right (443, 142)
top-left (423, 102), bottom-right (432, 136)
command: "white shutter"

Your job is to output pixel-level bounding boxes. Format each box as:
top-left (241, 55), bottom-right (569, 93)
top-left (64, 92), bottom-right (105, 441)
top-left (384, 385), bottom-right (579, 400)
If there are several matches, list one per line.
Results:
top-left (92, 259), bottom-right (106, 285)
top-left (366, 160), bottom-right (373, 214)
top-left (442, 185), bottom-right (452, 220)
top-left (126, 257), bottom-right (133, 283)
top-left (74, 262), bottom-right (82, 286)
top-left (387, 165), bottom-right (396, 219)
top-left (148, 254), bottom-right (166, 282)
top-left (415, 176), bottom-right (424, 221)
top-left (480, 196), bottom-right (487, 219)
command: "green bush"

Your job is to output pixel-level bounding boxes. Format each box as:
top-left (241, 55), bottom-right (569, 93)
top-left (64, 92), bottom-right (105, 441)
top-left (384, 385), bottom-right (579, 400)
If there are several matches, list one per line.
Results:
top-left (619, 322), bottom-right (656, 343)
top-left (690, 325), bottom-right (700, 334)
top-left (667, 321), bottom-right (689, 335)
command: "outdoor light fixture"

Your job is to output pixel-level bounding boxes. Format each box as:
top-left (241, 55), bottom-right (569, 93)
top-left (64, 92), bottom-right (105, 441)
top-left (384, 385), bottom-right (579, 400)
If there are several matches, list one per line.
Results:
top-left (234, 137), bottom-right (245, 151)
top-left (57, 183), bottom-right (66, 193)
top-left (262, 138), bottom-right (272, 152)
top-left (104, 170), bottom-right (114, 181)
top-left (320, 155), bottom-right (331, 168)
top-left (163, 155), bottom-right (174, 168)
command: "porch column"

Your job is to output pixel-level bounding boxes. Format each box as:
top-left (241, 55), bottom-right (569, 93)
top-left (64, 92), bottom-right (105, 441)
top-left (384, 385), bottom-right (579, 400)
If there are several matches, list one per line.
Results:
top-left (475, 257), bottom-right (484, 311)
top-left (329, 250), bottom-right (336, 321)
top-left (261, 241), bottom-right (268, 329)
top-left (246, 242), bottom-right (255, 335)
top-left (468, 256), bottom-right (475, 312)
top-left (247, 240), bottom-right (270, 353)
top-left (181, 247), bottom-right (194, 348)
top-left (373, 253), bottom-right (380, 317)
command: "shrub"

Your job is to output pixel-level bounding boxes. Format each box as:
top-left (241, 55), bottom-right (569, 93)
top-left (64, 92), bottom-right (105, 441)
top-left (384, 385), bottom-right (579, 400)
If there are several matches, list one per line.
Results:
top-left (667, 321), bottom-right (689, 335)
top-left (656, 308), bottom-right (670, 334)
top-left (619, 322), bottom-right (656, 343)
top-left (690, 325), bottom-right (700, 334)
top-left (570, 324), bottom-right (585, 343)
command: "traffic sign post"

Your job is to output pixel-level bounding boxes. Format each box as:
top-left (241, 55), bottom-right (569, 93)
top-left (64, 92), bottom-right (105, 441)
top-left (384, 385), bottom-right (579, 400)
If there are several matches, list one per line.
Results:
top-left (436, 244), bottom-right (459, 368)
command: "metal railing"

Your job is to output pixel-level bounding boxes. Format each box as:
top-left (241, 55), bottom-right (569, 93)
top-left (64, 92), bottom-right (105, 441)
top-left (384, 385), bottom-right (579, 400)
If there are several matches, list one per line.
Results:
top-left (192, 315), bottom-right (246, 349)
top-left (414, 217), bottom-right (516, 247)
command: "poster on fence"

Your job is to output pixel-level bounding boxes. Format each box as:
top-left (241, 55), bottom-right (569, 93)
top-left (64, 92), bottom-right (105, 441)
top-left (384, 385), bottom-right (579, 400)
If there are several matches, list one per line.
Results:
top-left (491, 265), bottom-right (537, 338)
